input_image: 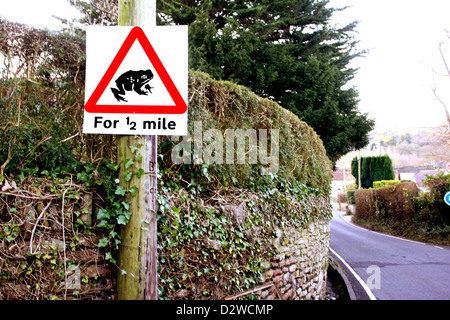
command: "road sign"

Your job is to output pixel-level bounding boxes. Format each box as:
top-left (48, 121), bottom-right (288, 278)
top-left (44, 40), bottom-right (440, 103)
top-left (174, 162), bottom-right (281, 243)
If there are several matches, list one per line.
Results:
top-left (83, 26), bottom-right (188, 135)
top-left (445, 191), bottom-right (450, 206)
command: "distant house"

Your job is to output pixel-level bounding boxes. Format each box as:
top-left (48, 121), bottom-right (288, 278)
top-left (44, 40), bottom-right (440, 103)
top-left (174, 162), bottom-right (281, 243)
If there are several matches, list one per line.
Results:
top-left (332, 170), bottom-right (355, 182)
top-left (331, 169), bottom-right (355, 199)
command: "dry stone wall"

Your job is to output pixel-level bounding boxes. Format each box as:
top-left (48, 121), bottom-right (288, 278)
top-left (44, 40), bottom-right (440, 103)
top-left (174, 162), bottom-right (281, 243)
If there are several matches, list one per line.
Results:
top-left (258, 220), bottom-right (330, 300)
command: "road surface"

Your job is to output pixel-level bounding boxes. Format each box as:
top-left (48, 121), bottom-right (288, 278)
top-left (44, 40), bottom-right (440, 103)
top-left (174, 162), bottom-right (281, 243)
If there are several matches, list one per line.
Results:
top-left (330, 203), bottom-right (450, 300)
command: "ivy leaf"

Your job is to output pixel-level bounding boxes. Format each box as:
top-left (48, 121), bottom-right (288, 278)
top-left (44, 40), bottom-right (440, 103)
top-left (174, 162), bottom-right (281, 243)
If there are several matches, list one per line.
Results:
top-left (124, 171), bottom-right (133, 182)
top-left (129, 186), bottom-right (138, 197)
top-left (105, 252), bottom-right (116, 263)
top-left (97, 220), bottom-right (112, 230)
top-left (115, 186), bottom-right (127, 196)
top-left (98, 237), bottom-right (109, 247)
top-left (129, 145), bottom-right (138, 154)
top-left (136, 168), bottom-right (145, 178)
top-left (124, 158), bottom-right (134, 169)
top-left (122, 201), bottom-right (130, 210)
top-left (97, 209), bottom-right (109, 220)
top-left (117, 215), bottom-right (128, 225)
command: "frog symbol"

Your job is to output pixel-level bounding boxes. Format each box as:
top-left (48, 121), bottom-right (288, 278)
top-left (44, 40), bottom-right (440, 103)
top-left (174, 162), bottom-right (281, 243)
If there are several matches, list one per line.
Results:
top-left (111, 69), bottom-right (154, 102)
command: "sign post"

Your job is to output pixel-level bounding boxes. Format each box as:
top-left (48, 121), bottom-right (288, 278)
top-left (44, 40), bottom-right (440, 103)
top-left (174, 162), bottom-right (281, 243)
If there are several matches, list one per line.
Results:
top-left (117, 0), bottom-right (158, 301)
top-left (83, 0), bottom-right (187, 300)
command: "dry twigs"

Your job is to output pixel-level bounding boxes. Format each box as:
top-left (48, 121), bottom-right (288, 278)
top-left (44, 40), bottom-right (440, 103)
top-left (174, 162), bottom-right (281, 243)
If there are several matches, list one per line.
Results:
top-left (0, 177), bottom-right (115, 300)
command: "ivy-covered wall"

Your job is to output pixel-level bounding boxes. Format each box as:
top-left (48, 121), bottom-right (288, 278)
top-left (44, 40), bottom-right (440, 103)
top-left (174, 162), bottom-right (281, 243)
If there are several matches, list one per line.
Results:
top-left (156, 71), bottom-right (333, 299)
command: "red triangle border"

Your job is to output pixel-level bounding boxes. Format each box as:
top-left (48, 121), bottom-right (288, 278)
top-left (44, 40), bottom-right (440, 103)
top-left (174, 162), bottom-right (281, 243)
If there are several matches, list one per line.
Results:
top-left (84, 26), bottom-right (187, 114)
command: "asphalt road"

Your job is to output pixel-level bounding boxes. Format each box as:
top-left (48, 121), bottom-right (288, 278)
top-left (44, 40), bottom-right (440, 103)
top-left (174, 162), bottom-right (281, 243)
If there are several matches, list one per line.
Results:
top-left (330, 203), bottom-right (450, 300)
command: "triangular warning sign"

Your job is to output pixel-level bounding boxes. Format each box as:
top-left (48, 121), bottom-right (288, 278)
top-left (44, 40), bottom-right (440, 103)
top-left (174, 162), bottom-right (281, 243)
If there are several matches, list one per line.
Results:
top-left (84, 26), bottom-right (187, 114)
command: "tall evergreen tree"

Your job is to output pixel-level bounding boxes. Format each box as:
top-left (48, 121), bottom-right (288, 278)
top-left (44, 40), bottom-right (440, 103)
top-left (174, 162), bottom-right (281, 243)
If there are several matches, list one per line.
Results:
top-left (157, 0), bottom-right (374, 165)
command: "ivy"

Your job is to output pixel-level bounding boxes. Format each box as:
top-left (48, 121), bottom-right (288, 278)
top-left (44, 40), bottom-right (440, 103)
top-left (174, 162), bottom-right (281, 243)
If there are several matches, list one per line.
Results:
top-left (156, 168), bottom-right (331, 299)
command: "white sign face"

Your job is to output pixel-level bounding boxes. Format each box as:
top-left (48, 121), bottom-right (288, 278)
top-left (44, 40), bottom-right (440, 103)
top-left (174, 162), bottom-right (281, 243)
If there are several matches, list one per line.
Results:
top-left (83, 26), bottom-right (188, 135)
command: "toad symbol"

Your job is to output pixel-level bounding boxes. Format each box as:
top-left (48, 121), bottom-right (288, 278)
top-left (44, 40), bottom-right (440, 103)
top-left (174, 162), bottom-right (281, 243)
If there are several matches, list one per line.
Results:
top-left (111, 69), bottom-right (154, 102)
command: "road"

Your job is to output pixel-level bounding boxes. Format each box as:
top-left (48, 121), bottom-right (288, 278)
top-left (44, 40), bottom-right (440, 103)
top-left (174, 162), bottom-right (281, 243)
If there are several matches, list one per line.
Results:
top-left (329, 203), bottom-right (450, 300)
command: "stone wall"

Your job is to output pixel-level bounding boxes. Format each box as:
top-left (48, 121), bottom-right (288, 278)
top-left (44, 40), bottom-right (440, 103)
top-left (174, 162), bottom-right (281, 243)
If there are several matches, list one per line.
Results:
top-left (257, 220), bottom-right (330, 300)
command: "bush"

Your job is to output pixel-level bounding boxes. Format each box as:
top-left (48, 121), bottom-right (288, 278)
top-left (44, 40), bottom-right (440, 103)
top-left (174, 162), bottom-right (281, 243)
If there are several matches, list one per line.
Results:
top-left (374, 182), bottom-right (418, 221)
top-left (354, 182), bottom-right (419, 221)
top-left (373, 180), bottom-right (402, 189)
top-left (415, 171), bottom-right (450, 224)
top-left (337, 192), bottom-right (346, 204)
top-left (354, 189), bottom-right (375, 219)
top-left (346, 190), bottom-right (356, 204)
top-left (0, 20), bottom-right (115, 177)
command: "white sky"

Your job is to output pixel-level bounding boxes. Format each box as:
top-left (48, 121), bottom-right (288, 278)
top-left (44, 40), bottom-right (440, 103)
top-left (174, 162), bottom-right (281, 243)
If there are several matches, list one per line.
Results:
top-left (1, 0), bottom-right (450, 132)
top-left (329, 0), bottom-right (450, 132)
top-left (0, 0), bottom-right (83, 30)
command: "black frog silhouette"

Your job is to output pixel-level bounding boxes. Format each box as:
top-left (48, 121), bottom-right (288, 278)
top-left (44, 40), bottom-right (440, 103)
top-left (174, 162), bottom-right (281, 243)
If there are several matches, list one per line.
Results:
top-left (111, 69), bottom-right (154, 102)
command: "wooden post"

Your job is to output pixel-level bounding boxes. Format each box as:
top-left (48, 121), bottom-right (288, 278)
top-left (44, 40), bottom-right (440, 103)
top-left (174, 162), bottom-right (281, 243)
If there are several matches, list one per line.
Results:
top-left (116, 0), bottom-right (158, 300)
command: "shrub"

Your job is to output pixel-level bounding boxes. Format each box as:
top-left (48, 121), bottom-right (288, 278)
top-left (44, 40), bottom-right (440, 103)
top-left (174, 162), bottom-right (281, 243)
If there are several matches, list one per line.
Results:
top-left (355, 182), bottom-right (419, 221)
top-left (337, 192), bottom-right (346, 204)
top-left (346, 190), bottom-right (356, 204)
top-left (354, 189), bottom-right (375, 219)
top-left (415, 171), bottom-right (450, 224)
top-left (373, 180), bottom-right (402, 189)
top-left (374, 182), bottom-right (418, 221)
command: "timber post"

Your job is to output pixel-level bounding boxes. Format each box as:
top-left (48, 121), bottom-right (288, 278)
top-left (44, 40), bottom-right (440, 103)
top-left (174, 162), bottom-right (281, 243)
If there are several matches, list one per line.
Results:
top-left (116, 0), bottom-right (158, 300)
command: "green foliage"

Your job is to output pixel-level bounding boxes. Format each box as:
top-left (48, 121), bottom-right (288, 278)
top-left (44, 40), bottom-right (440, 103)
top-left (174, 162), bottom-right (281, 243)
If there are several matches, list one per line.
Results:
top-left (415, 171), bottom-right (450, 225)
top-left (156, 71), bottom-right (333, 299)
top-left (157, 0), bottom-right (374, 165)
top-left (157, 173), bottom-right (331, 299)
top-left (159, 70), bottom-right (333, 192)
top-left (0, 167), bottom-right (120, 299)
top-left (372, 180), bottom-right (402, 189)
top-left (346, 190), bottom-right (356, 204)
top-left (0, 19), bottom-right (116, 176)
top-left (354, 176), bottom-right (450, 245)
top-left (351, 155), bottom-right (394, 189)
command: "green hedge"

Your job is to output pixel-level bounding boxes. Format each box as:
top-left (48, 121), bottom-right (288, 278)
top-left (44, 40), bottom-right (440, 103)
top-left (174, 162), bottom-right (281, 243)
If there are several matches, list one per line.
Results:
top-left (354, 182), bottom-right (419, 221)
top-left (372, 180), bottom-right (402, 189)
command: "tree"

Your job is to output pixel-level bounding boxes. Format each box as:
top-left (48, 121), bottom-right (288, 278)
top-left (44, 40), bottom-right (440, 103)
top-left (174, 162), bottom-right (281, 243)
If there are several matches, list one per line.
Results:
top-left (431, 35), bottom-right (450, 132)
top-left (351, 155), bottom-right (394, 189)
top-left (157, 0), bottom-right (374, 165)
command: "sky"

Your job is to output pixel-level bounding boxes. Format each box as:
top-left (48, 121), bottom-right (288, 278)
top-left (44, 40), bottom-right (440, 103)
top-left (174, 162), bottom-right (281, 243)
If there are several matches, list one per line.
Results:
top-left (0, 0), bottom-right (83, 30)
top-left (1, 0), bottom-right (450, 132)
top-left (328, 0), bottom-right (450, 132)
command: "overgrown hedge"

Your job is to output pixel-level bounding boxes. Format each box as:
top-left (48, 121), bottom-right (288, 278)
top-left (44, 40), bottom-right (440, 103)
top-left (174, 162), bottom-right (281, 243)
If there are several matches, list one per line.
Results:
top-left (354, 182), bottom-right (418, 221)
top-left (354, 172), bottom-right (450, 244)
